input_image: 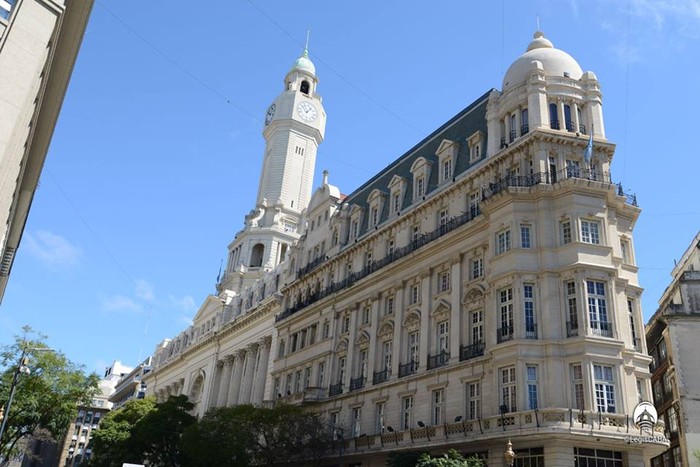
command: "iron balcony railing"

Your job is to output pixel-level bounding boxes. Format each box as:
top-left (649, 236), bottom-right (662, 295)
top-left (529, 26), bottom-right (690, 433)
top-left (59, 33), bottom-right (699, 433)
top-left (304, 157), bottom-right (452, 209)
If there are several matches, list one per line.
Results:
top-left (459, 341), bottom-right (485, 361)
top-left (525, 323), bottom-right (538, 339)
top-left (550, 119), bottom-right (560, 130)
top-left (328, 382), bottom-right (343, 397)
top-left (520, 123), bottom-right (529, 135)
top-left (398, 361), bottom-right (418, 378)
top-left (578, 123), bottom-right (587, 134)
top-left (277, 168), bottom-right (637, 323)
top-left (372, 368), bottom-right (390, 385)
top-left (349, 376), bottom-right (365, 392)
top-left (427, 350), bottom-right (450, 370)
top-left (509, 129), bottom-right (517, 143)
top-left (566, 320), bottom-right (579, 337)
top-left (497, 326), bottom-right (514, 343)
top-left (500, 137), bottom-right (507, 149)
top-left (590, 320), bottom-right (614, 338)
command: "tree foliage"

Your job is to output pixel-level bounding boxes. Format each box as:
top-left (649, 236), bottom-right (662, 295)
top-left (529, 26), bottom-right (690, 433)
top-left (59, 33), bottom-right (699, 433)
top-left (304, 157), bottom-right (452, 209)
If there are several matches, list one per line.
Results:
top-left (88, 397), bottom-right (156, 467)
top-left (132, 395), bottom-right (195, 466)
top-left (0, 328), bottom-right (99, 461)
top-left (181, 403), bottom-right (332, 466)
top-left (416, 449), bottom-right (484, 467)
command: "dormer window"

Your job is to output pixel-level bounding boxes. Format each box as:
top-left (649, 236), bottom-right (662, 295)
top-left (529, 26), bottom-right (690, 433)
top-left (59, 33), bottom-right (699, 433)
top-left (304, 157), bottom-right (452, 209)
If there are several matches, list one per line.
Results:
top-left (468, 131), bottom-right (485, 163)
top-left (435, 139), bottom-right (457, 184)
top-left (388, 175), bottom-right (407, 215)
top-left (442, 159), bottom-right (452, 181)
top-left (410, 157), bottom-right (432, 202)
top-left (415, 177), bottom-right (425, 198)
top-left (367, 189), bottom-right (386, 229)
top-left (300, 80), bottom-right (310, 95)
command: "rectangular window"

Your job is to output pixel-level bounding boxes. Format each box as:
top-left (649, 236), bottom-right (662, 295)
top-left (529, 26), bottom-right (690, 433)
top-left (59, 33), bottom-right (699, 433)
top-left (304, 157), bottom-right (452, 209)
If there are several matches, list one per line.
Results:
top-left (285, 374), bottom-right (292, 393)
top-left (294, 370), bottom-right (302, 393)
top-left (317, 361), bottom-right (325, 387)
top-left (408, 331), bottom-right (419, 363)
top-left (496, 229), bottom-right (511, 255)
top-left (362, 306), bottom-right (370, 325)
top-left (330, 412), bottom-right (340, 439)
top-left (501, 367), bottom-right (517, 412)
top-left (412, 224), bottom-right (420, 242)
top-left (438, 271), bottom-right (450, 293)
top-left (432, 388), bottom-right (445, 425)
top-left (561, 220), bottom-right (572, 245)
top-left (304, 367), bottom-right (311, 389)
top-left (392, 192), bottom-right (401, 213)
top-left (385, 295), bottom-right (395, 315)
top-left (437, 321), bottom-right (449, 352)
top-left (278, 339), bottom-right (286, 358)
top-left (471, 310), bottom-right (483, 345)
top-left (401, 395), bottom-right (414, 430)
top-left (524, 284), bottom-right (536, 339)
top-left (341, 315), bottom-right (350, 333)
top-left (574, 448), bottom-right (622, 467)
top-left (442, 159), bottom-right (452, 181)
top-left (370, 207), bottom-right (379, 227)
top-left (338, 356), bottom-right (346, 384)
top-left (0, 0), bottom-right (14, 20)
top-left (620, 239), bottom-right (631, 263)
top-left (470, 257), bottom-right (483, 280)
top-left (467, 381), bottom-right (481, 420)
top-left (470, 143), bottom-right (481, 162)
top-left (587, 281), bottom-right (610, 337)
top-left (351, 407), bottom-right (361, 437)
top-left (571, 363), bottom-right (584, 410)
top-left (375, 402), bottom-right (386, 433)
top-left (628, 298), bottom-right (639, 350)
top-left (520, 225), bottom-right (532, 248)
top-left (566, 281), bottom-right (578, 335)
top-left (581, 220), bottom-right (601, 244)
top-left (499, 288), bottom-right (514, 341)
top-left (322, 321), bottom-right (330, 339)
top-left (410, 283), bottom-right (420, 305)
top-left (387, 239), bottom-right (395, 256)
top-left (358, 349), bottom-right (369, 378)
top-left (593, 364), bottom-right (616, 413)
top-left (382, 340), bottom-right (392, 371)
top-left (527, 365), bottom-right (538, 410)
top-left (416, 177), bottom-right (425, 197)
top-left (468, 192), bottom-right (480, 217)
top-left (351, 220), bottom-right (359, 239)
top-left (439, 208), bottom-right (449, 229)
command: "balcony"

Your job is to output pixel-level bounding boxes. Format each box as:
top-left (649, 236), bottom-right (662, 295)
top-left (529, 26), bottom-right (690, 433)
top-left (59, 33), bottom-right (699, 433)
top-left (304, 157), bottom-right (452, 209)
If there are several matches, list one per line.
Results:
top-left (509, 129), bottom-right (517, 143)
top-left (349, 376), bottom-right (365, 392)
top-left (497, 326), bottom-right (514, 343)
top-left (398, 361), bottom-right (418, 378)
top-left (427, 351), bottom-right (450, 370)
top-left (566, 321), bottom-right (579, 337)
top-left (372, 368), bottom-right (390, 385)
top-left (590, 321), bottom-right (614, 338)
top-left (328, 382), bottom-right (343, 397)
top-left (566, 121), bottom-right (575, 132)
top-left (550, 119), bottom-right (560, 130)
top-left (632, 337), bottom-right (642, 352)
top-left (525, 323), bottom-right (538, 339)
top-left (460, 341), bottom-right (485, 361)
top-left (520, 123), bottom-right (529, 135)
top-left (578, 123), bottom-right (587, 134)
top-left (500, 137), bottom-right (507, 149)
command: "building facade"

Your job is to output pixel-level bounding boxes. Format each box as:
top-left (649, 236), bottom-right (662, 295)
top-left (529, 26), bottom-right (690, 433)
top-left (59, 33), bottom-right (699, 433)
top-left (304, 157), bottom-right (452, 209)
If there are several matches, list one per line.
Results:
top-left (0, 0), bottom-right (93, 303)
top-left (144, 33), bottom-right (668, 466)
top-left (646, 232), bottom-right (700, 467)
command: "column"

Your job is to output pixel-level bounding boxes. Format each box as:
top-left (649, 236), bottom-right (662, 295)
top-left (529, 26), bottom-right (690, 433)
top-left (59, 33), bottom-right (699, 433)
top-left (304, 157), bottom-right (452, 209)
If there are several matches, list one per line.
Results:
top-left (515, 108), bottom-right (521, 138)
top-left (418, 273), bottom-right (430, 371)
top-left (449, 257), bottom-right (461, 362)
top-left (239, 343), bottom-right (259, 405)
top-left (217, 356), bottom-right (234, 407)
top-left (227, 350), bottom-right (245, 405)
top-left (572, 102), bottom-right (580, 133)
top-left (366, 296), bottom-right (380, 383)
top-left (252, 336), bottom-right (272, 405)
top-left (391, 283), bottom-right (404, 377)
top-left (558, 100), bottom-right (566, 131)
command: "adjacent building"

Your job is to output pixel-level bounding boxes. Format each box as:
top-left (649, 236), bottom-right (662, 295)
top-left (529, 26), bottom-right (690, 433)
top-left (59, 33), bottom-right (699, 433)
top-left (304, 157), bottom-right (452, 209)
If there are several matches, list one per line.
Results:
top-left (144, 32), bottom-right (669, 465)
top-left (54, 360), bottom-right (132, 467)
top-left (108, 357), bottom-right (151, 410)
top-left (646, 232), bottom-right (700, 467)
top-left (0, 0), bottom-right (93, 303)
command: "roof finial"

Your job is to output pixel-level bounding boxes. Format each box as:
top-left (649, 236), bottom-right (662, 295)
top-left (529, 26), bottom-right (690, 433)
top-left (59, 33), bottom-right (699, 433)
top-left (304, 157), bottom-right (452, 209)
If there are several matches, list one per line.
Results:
top-left (305, 30), bottom-right (310, 54)
top-left (536, 16), bottom-right (540, 32)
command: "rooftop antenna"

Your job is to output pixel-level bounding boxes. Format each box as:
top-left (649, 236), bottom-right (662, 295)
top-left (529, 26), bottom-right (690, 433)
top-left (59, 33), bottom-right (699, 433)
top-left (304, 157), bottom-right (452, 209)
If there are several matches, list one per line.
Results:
top-left (536, 16), bottom-right (540, 31)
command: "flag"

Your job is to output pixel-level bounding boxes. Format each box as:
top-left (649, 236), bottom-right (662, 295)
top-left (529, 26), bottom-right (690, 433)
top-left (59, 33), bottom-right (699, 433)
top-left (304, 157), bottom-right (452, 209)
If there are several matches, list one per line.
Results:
top-left (216, 259), bottom-right (223, 283)
top-left (583, 132), bottom-right (593, 163)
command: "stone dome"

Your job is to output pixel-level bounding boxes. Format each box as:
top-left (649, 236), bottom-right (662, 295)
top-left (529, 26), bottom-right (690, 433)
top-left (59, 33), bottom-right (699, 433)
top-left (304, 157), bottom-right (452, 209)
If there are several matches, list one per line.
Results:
top-left (502, 31), bottom-right (582, 90)
top-left (290, 48), bottom-right (316, 75)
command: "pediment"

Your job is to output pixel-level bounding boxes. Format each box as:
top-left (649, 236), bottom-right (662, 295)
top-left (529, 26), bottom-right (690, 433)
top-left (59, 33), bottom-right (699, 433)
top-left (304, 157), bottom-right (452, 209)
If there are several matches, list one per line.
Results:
top-left (335, 339), bottom-right (349, 355)
top-left (388, 174), bottom-right (407, 189)
top-left (410, 156), bottom-right (431, 173)
top-left (462, 285), bottom-right (486, 305)
top-left (431, 299), bottom-right (451, 320)
top-left (377, 321), bottom-right (394, 338)
top-left (436, 139), bottom-right (458, 158)
top-left (356, 330), bottom-right (371, 347)
top-left (403, 310), bottom-right (421, 331)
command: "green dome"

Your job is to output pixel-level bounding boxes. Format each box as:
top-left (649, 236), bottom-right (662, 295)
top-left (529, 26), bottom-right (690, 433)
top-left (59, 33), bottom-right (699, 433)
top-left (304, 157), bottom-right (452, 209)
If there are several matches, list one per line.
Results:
top-left (290, 48), bottom-right (316, 75)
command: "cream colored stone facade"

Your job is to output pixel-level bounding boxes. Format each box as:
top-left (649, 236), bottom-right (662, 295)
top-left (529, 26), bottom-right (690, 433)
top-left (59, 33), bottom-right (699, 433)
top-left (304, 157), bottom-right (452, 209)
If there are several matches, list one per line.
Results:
top-left (144, 33), bottom-right (668, 466)
top-left (646, 232), bottom-right (700, 467)
top-left (0, 0), bottom-right (93, 303)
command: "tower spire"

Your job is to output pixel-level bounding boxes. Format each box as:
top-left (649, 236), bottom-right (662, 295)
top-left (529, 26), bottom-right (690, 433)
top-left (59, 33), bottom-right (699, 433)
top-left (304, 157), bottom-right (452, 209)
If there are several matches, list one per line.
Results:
top-left (305, 30), bottom-right (310, 53)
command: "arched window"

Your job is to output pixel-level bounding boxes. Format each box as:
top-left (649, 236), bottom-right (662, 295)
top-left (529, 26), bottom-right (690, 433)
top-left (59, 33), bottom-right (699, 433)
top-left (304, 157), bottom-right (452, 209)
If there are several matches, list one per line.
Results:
top-left (250, 243), bottom-right (265, 268)
top-left (300, 80), bottom-right (310, 95)
top-left (279, 243), bottom-right (288, 263)
top-left (549, 103), bottom-right (559, 130)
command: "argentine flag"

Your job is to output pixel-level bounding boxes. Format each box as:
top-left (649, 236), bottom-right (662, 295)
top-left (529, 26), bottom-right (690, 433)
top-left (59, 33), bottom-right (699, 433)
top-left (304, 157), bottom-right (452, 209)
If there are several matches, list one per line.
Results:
top-left (583, 132), bottom-right (593, 163)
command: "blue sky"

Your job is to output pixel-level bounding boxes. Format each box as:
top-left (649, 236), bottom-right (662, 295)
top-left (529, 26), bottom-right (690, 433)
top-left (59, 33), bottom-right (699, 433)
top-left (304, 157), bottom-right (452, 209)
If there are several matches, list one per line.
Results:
top-left (1, 1), bottom-right (698, 374)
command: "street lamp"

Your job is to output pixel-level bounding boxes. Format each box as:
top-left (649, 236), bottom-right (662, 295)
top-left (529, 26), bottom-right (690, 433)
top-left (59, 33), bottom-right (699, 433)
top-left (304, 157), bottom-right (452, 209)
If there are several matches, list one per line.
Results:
top-left (0, 344), bottom-right (54, 449)
top-left (504, 439), bottom-right (516, 466)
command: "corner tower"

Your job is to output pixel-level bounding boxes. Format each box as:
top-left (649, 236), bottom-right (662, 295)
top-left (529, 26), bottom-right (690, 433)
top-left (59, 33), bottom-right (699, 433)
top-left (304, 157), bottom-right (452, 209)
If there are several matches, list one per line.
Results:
top-left (219, 48), bottom-right (326, 295)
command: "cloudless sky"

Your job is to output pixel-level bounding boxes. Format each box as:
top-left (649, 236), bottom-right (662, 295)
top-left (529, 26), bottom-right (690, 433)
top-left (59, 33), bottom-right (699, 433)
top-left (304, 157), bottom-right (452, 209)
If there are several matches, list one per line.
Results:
top-left (1, 0), bottom-right (698, 375)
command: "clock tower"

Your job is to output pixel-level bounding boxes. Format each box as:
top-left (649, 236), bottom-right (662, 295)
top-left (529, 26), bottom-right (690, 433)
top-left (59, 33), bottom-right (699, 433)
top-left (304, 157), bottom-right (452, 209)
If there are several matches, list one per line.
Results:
top-left (219, 47), bottom-right (326, 295)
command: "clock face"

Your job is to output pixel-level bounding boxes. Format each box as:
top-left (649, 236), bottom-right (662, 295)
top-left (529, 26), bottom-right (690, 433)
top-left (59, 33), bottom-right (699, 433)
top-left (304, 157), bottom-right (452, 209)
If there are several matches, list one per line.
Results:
top-left (265, 104), bottom-right (276, 126)
top-left (296, 101), bottom-right (318, 122)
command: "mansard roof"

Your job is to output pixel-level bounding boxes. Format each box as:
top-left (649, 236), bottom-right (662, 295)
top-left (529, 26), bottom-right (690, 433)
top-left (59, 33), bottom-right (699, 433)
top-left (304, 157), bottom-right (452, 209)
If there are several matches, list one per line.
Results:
top-left (340, 89), bottom-right (492, 232)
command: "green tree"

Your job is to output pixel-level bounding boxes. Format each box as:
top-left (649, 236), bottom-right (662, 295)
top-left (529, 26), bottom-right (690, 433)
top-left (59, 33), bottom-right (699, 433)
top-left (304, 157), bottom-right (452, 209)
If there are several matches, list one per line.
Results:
top-left (181, 403), bottom-right (332, 466)
top-left (0, 328), bottom-right (99, 462)
top-left (386, 450), bottom-right (426, 467)
top-left (88, 397), bottom-right (157, 467)
top-left (415, 449), bottom-right (484, 467)
top-left (132, 395), bottom-right (195, 466)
